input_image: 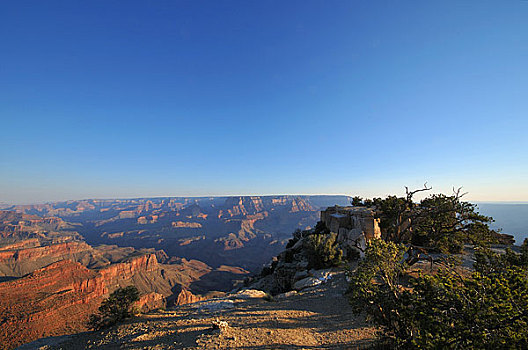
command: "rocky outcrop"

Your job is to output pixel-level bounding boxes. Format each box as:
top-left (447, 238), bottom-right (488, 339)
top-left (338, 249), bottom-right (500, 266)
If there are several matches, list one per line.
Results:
top-left (0, 238), bottom-right (40, 251)
top-left (99, 254), bottom-right (158, 284)
top-left (219, 197), bottom-right (265, 218)
top-left (0, 253), bottom-right (176, 350)
top-left (217, 196), bottom-right (316, 219)
top-left (175, 288), bottom-right (204, 305)
top-left (293, 276), bottom-right (323, 290)
top-left (0, 241), bottom-right (94, 277)
top-left (320, 206), bottom-right (381, 258)
top-left (171, 221), bottom-right (202, 228)
top-left (135, 292), bottom-right (165, 313)
top-left (0, 260), bottom-right (105, 350)
top-left (0, 211), bottom-right (81, 243)
top-left (247, 230), bottom-right (315, 294)
top-left (137, 215), bottom-right (158, 224)
top-left (250, 206), bottom-right (380, 294)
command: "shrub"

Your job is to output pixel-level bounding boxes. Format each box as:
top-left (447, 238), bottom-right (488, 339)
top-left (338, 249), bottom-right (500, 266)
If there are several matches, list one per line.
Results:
top-left (349, 240), bottom-right (528, 349)
top-left (306, 232), bottom-right (342, 269)
top-left (88, 286), bottom-right (140, 330)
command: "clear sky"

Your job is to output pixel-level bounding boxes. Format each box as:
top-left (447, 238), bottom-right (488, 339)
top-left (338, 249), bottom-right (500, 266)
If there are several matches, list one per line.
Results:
top-left (1, 1), bottom-right (527, 204)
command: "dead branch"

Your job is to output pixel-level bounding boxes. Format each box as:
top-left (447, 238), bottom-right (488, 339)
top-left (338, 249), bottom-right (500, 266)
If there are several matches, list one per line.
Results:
top-left (405, 183), bottom-right (432, 202)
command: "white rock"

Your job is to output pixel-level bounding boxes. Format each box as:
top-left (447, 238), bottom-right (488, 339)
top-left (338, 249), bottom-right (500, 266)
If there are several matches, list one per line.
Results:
top-left (293, 277), bottom-right (322, 291)
top-left (232, 289), bottom-right (268, 299)
top-left (212, 318), bottom-right (229, 332)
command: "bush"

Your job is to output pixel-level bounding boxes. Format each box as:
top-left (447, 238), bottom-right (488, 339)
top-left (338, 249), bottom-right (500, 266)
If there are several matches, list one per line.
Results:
top-left (371, 191), bottom-right (496, 255)
top-left (349, 240), bottom-right (528, 349)
top-left (88, 286), bottom-right (140, 330)
top-left (306, 232), bottom-right (342, 269)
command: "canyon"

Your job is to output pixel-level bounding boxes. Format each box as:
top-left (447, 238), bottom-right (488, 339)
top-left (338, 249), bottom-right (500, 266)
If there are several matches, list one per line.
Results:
top-left (0, 195), bottom-right (350, 349)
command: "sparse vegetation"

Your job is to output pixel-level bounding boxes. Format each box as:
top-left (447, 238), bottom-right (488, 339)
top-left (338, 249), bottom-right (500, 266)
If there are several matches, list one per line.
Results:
top-left (355, 186), bottom-right (498, 263)
top-left (306, 232), bottom-right (343, 269)
top-left (88, 286), bottom-right (140, 330)
top-left (349, 239), bottom-right (528, 348)
top-left (348, 186), bottom-right (528, 349)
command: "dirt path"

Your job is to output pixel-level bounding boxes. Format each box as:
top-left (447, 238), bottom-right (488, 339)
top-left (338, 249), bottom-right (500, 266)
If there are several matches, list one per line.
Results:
top-left (21, 272), bottom-right (378, 349)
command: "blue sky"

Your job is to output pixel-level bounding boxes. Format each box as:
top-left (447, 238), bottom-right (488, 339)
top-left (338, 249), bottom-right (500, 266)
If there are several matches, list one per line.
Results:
top-left (1, 1), bottom-right (527, 204)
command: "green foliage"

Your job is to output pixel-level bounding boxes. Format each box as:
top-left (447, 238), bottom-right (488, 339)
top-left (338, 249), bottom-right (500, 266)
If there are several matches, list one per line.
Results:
top-left (349, 240), bottom-right (528, 349)
top-left (306, 232), bottom-right (343, 269)
top-left (373, 195), bottom-right (412, 243)
top-left (351, 196), bottom-right (363, 206)
top-left (351, 196), bottom-right (374, 207)
top-left (88, 286), bottom-right (140, 330)
top-left (411, 194), bottom-right (495, 253)
top-left (348, 239), bottom-right (407, 339)
top-left (369, 191), bottom-right (496, 254)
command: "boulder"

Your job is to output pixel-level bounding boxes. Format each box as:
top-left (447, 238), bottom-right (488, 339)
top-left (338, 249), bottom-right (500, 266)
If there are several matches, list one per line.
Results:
top-left (293, 270), bottom-right (309, 281)
top-left (232, 289), bottom-right (268, 299)
top-left (293, 277), bottom-right (322, 291)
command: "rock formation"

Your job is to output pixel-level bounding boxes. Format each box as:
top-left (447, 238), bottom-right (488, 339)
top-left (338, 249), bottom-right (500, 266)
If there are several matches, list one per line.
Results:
top-left (0, 260), bottom-right (104, 349)
top-left (175, 288), bottom-right (204, 305)
top-left (249, 206), bottom-right (380, 294)
top-left (320, 206), bottom-right (381, 258)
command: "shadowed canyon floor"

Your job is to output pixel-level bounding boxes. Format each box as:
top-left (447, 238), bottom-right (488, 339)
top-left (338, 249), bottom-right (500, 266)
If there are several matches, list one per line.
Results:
top-left (20, 272), bottom-right (378, 350)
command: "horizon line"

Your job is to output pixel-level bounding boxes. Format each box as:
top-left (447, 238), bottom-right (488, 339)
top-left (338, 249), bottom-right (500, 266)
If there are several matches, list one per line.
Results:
top-left (2, 194), bottom-right (528, 206)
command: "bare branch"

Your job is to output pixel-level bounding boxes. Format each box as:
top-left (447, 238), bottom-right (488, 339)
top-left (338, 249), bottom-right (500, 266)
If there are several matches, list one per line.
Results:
top-left (405, 183), bottom-right (432, 202)
top-left (452, 186), bottom-right (468, 199)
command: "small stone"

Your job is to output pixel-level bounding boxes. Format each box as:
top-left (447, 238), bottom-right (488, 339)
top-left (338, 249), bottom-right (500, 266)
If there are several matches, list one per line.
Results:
top-left (212, 318), bottom-right (229, 333)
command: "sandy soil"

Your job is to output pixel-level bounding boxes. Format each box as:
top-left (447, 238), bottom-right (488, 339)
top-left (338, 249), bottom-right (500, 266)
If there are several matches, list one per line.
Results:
top-left (20, 272), bottom-right (378, 350)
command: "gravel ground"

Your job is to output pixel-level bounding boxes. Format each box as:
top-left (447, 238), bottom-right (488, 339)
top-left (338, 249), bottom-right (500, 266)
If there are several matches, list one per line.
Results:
top-left (19, 272), bottom-right (378, 350)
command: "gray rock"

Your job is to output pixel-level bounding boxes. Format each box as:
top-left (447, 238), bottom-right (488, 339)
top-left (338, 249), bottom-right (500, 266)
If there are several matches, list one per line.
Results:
top-left (275, 290), bottom-right (298, 299)
top-left (293, 270), bottom-right (309, 281)
top-left (296, 260), bottom-right (309, 270)
top-left (293, 277), bottom-right (322, 291)
top-left (291, 238), bottom-right (304, 251)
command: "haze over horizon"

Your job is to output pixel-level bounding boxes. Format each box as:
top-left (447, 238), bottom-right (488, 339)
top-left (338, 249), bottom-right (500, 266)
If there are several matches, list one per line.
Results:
top-left (1, 1), bottom-right (527, 204)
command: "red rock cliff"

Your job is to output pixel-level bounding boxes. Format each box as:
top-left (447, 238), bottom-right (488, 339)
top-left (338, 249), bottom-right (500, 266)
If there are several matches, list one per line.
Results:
top-left (0, 253), bottom-right (162, 350)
